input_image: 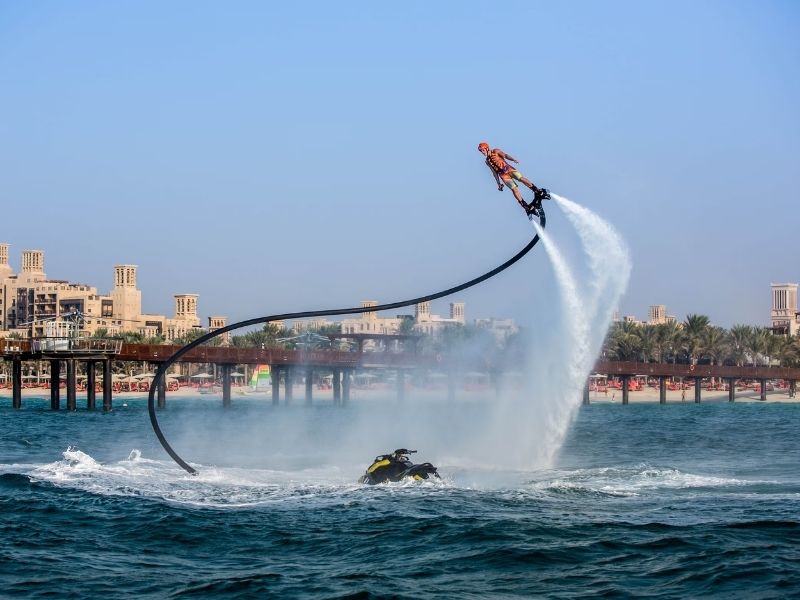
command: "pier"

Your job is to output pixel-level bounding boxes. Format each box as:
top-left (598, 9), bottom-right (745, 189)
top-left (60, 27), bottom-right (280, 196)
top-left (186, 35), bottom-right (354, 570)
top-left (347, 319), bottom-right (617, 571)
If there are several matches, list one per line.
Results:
top-left (2, 339), bottom-right (798, 410)
top-left (585, 360), bottom-right (800, 405)
top-left (0, 336), bottom-right (436, 410)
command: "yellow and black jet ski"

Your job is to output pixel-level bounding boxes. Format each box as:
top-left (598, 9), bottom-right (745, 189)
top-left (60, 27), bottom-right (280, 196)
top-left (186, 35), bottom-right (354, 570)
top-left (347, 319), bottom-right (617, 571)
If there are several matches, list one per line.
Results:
top-left (358, 449), bottom-right (440, 485)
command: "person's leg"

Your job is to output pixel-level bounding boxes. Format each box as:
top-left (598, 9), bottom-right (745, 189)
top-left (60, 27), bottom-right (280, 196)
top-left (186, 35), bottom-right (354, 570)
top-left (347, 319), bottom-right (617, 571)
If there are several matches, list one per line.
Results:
top-left (514, 171), bottom-right (538, 192)
top-left (502, 175), bottom-right (527, 209)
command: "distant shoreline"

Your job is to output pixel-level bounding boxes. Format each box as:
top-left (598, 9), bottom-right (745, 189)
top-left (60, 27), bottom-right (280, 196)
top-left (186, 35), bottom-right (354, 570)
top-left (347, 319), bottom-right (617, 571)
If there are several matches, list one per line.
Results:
top-left (0, 385), bottom-right (796, 404)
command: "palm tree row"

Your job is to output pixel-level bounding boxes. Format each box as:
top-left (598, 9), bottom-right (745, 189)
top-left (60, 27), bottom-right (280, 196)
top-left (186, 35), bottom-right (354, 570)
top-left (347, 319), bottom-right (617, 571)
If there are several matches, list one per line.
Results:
top-left (602, 314), bottom-right (800, 368)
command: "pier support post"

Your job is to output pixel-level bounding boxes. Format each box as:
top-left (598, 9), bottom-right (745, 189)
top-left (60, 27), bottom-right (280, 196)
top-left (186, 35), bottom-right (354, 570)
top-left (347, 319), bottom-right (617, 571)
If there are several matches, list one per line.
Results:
top-left (86, 361), bottom-right (96, 410)
top-left (728, 378), bottom-right (736, 402)
top-left (157, 370), bottom-right (166, 409)
top-left (305, 369), bottom-right (313, 405)
top-left (760, 379), bottom-right (767, 401)
top-left (12, 358), bottom-right (22, 409)
top-left (659, 376), bottom-right (666, 404)
top-left (271, 366), bottom-right (280, 405)
top-left (50, 360), bottom-right (61, 410)
top-left (582, 380), bottom-right (590, 406)
top-left (102, 359), bottom-right (112, 412)
top-left (332, 369), bottom-right (341, 405)
top-left (621, 375), bottom-right (629, 405)
top-left (66, 359), bottom-right (77, 411)
top-left (222, 364), bottom-right (232, 408)
top-left (397, 369), bottom-right (405, 402)
top-left (790, 380), bottom-right (796, 399)
top-left (694, 377), bottom-right (701, 404)
top-left (342, 369), bottom-right (351, 406)
top-left (285, 368), bottom-right (293, 404)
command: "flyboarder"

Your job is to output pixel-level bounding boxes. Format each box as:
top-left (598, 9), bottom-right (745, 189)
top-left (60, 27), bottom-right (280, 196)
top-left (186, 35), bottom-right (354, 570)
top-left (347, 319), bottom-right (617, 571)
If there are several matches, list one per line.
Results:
top-left (478, 142), bottom-right (549, 217)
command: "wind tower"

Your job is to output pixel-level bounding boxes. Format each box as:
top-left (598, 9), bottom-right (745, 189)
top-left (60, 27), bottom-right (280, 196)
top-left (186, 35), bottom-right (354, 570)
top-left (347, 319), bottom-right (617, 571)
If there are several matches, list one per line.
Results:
top-left (771, 283), bottom-right (799, 336)
top-left (110, 265), bottom-right (142, 328)
top-left (19, 249), bottom-right (46, 284)
top-left (415, 301), bottom-right (431, 322)
top-left (174, 294), bottom-right (199, 323)
top-left (450, 302), bottom-right (465, 324)
top-left (0, 243), bottom-right (11, 281)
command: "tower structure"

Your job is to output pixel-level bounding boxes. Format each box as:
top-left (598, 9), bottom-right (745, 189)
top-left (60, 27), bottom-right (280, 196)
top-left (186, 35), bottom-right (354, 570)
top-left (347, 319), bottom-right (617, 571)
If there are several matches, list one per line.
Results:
top-left (208, 315), bottom-right (230, 345)
top-left (771, 283), bottom-right (799, 335)
top-left (648, 304), bottom-right (667, 325)
top-left (449, 302), bottom-right (465, 324)
top-left (110, 265), bottom-right (142, 326)
top-left (0, 243), bottom-right (11, 280)
top-left (361, 300), bottom-right (378, 321)
top-left (415, 301), bottom-right (431, 322)
top-left (174, 294), bottom-right (198, 320)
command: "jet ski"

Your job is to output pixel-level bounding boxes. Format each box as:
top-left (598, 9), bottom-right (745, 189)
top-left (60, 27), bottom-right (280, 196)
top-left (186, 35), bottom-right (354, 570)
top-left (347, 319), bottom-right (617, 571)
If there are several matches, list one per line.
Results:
top-left (358, 449), bottom-right (440, 484)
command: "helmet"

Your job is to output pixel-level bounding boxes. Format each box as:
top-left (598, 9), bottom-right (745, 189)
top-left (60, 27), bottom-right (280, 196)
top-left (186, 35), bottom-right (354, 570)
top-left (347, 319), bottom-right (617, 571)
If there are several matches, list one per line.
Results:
top-left (478, 142), bottom-right (489, 152)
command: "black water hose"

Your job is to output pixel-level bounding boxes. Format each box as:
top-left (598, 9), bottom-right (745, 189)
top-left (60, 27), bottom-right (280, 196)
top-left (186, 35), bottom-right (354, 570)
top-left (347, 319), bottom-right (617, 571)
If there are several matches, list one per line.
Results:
top-left (148, 213), bottom-right (546, 474)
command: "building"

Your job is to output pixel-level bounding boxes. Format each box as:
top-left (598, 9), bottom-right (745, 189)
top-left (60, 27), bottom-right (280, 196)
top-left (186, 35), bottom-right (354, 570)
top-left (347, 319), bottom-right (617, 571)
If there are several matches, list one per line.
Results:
top-left (292, 318), bottom-right (337, 333)
top-left (771, 283), bottom-right (799, 336)
top-left (0, 244), bottom-right (210, 341)
top-left (474, 317), bottom-right (518, 344)
top-left (208, 316), bottom-right (231, 345)
top-left (648, 304), bottom-right (677, 325)
top-left (413, 301), bottom-right (465, 335)
top-left (341, 300), bottom-right (404, 335)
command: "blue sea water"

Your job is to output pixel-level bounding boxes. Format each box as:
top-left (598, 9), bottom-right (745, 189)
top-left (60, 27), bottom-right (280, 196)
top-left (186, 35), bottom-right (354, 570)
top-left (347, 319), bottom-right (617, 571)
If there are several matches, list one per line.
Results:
top-left (0, 396), bottom-right (798, 599)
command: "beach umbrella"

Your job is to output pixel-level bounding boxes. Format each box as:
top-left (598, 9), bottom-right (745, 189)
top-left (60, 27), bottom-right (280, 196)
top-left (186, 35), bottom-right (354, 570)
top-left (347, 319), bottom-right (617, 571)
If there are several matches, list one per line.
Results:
top-left (190, 373), bottom-right (213, 379)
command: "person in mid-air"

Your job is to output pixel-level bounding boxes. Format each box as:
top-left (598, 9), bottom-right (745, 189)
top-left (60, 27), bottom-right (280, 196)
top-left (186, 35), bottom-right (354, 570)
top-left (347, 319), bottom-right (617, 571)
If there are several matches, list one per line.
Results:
top-left (478, 142), bottom-right (548, 216)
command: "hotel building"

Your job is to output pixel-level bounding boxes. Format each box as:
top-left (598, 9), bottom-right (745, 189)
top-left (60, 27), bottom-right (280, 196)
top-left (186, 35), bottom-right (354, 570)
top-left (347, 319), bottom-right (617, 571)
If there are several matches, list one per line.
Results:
top-left (0, 244), bottom-right (205, 341)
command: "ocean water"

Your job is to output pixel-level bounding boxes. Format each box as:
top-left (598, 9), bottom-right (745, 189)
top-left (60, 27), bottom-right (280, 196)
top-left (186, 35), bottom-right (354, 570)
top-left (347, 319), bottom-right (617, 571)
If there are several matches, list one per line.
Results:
top-left (1, 396), bottom-right (798, 599)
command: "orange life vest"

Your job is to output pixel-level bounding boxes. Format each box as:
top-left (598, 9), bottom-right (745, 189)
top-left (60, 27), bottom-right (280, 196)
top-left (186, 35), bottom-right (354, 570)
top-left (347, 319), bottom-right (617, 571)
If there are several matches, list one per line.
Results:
top-left (486, 149), bottom-right (510, 175)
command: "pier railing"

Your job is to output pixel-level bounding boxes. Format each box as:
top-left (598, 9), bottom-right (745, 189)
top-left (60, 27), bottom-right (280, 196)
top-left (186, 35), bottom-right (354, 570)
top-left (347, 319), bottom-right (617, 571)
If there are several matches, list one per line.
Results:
top-left (0, 337), bottom-right (122, 356)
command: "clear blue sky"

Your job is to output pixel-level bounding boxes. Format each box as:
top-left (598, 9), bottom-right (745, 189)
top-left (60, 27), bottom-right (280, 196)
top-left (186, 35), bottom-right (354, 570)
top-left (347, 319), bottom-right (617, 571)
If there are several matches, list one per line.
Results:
top-left (1, 1), bottom-right (797, 328)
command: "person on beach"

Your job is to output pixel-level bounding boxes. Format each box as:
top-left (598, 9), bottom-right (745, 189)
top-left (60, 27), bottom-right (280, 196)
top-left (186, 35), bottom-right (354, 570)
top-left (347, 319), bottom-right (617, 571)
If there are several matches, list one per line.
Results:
top-left (478, 142), bottom-right (548, 216)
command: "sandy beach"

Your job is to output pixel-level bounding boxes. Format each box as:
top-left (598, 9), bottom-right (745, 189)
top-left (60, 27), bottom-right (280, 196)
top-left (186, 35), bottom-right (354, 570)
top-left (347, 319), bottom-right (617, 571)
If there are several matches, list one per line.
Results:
top-left (2, 383), bottom-right (796, 405)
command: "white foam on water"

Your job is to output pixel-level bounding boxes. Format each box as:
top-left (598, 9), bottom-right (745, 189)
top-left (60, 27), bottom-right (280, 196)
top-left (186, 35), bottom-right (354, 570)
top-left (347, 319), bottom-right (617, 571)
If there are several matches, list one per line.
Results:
top-left (22, 447), bottom-right (451, 508)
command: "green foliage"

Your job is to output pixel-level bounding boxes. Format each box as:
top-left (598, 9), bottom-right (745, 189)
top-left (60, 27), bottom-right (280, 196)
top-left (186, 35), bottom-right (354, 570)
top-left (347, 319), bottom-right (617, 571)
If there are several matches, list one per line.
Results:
top-left (602, 316), bottom-right (800, 368)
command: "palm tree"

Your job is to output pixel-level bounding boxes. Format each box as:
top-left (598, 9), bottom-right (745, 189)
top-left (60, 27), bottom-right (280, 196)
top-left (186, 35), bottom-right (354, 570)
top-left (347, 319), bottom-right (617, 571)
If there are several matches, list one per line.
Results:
top-left (637, 324), bottom-right (658, 362)
top-left (682, 314), bottom-right (710, 365)
top-left (727, 325), bottom-right (751, 366)
top-left (780, 334), bottom-right (800, 367)
top-left (745, 327), bottom-right (770, 367)
top-left (655, 321), bottom-right (681, 363)
top-left (700, 326), bottom-right (727, 366)
top-left (605, 321), bottom-right (642, 361)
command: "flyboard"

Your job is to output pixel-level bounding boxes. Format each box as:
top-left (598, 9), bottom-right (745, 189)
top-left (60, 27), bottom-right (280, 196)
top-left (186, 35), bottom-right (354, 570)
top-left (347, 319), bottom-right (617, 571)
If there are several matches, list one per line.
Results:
top-left (147, 201), bottom-right (549, 475)
top-left (526, 188), bottom-right (551, 223)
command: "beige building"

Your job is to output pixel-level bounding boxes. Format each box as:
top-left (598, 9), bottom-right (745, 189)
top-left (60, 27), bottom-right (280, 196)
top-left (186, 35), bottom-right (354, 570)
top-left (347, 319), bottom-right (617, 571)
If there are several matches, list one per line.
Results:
top-left (413, 301), bottom-right (465, 335)
top-left (648, 304), bottom-right (677, 325)
top-left (339, 300), bottom-right (467, 337)
top-left (341, 300), bottom-right (404, 336)
top-left (208, 315), bottom-right (231, 345)
top-left (0, 244), bottom-right (209, 341)
top-left (292, 318), bottom-right (336, 333)
top-left (771, 283), bottom-right (799, 336)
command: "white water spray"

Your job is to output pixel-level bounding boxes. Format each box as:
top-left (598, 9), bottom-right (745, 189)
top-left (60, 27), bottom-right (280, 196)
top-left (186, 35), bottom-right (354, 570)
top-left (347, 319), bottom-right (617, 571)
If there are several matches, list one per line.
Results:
top-left (483, 195), bottom-right (630, 470)
top-left (524, 194), bottom-right (630, 466)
